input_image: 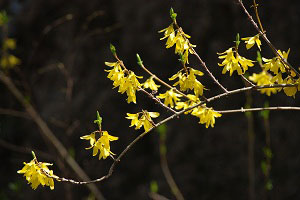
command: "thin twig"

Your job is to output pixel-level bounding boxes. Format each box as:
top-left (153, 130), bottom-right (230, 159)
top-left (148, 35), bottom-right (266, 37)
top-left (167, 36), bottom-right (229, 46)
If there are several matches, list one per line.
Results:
top-left (173, 24), bottom-right (228, 93)
top-left (0, 139), bottom-right (54, 160)
top-left (217, 106), bottom-right (300, 114)
top-left (159, 131), bottom-right (185, 200)
top-left (237, 0), bottom-right (300, 78)
top-left (139, 88), bottom-right (178, 114)
top-left (149, 192), bottom-right (171, 200)
top-left (0, 71), bottom-right (105, 200)
top-left (244, 89), bottom-right (255, 200)
top-left (241, 74), bottom-right (255, 86)
top-left (0, 108), bottom-right (30, 119)
top-left (48, 82), bottom-right (300, 185)
top-left (139, 61), bottom-right (190, 99)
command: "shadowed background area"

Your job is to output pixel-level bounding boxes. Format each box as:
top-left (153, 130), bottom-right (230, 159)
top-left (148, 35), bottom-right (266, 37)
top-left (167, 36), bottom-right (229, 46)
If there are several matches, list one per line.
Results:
top-left (1, 0), bottom-right (300, 199)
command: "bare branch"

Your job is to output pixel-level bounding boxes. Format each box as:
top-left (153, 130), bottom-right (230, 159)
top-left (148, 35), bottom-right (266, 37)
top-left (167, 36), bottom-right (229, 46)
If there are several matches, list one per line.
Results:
top-left (237, 0), bottom-right (300, 78)
top-left (217, 106), bottom-right (300, 114)
top-left (0, 108), bottom-right (30, 119)
top-left (0, 71), bottom-right (105, 200)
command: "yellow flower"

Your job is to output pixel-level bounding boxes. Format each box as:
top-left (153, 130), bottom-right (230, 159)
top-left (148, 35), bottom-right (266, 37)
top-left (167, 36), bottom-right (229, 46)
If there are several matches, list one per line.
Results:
top-left (80, 132), bottom-right (96, 149)
top-left (169, 68), bottom-right (204, 97)
top-left (241, 34), bottom-right (262, 50)
top-left (17, 155), bottom-right (58, 190)
top-left (218, 48), bottom-right (254, 76)
top-left (249, 71), bottom-right (278, 96)
top-left (283, 78), bottom-right (297, 98)
top-left (175, 94), bottom-right (200, 114)
top-left (126, 111), bottom-right (160, 132)
top-left (142, 76), bottom-right (160, 91)
top-left (81, 131), bottom-right (118, 160)
top-left (157, 89), bottom-right (182, 108)
top-left (159, 24), bottom-right (175, 40)
top-left (3, 38), bottom-right (16, 50)
top-left (0, 54), bottom-right (21, 69)
top-left (191, 107), bottom-right (222, 128)
top-left (262, 49), bottom-right (290, 75)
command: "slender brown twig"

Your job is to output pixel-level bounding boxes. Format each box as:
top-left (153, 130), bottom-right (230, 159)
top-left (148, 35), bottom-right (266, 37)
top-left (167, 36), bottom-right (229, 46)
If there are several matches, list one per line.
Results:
top-left (0, 108), bottom-right (30, 119)
top-left (138, 61), bottom-right (190, 99)
top-left (159, 130), bottom-right (185, 200)
top-left (237, 0), bottom-right (300, 78)
top-left (217, 106), bottom-right (300, 114)
top-left (43, 82), bottom-right (300, 185)
top-left (173, 24), bottom-right (229, 93)
top-left (0, 71), bottom-right (105, 200)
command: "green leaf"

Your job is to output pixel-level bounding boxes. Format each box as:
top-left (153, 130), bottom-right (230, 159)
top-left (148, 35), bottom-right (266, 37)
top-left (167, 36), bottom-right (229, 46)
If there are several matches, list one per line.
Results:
top-left (244, 103), bottom-right (252, 118)
top-left (259, 101), bottom-right (270, 120)
top-left (0, 11), bottom-right (9, 26)
top-left (235, 33), bottom-right (240, 47)
top-left (169, 8), bottom-right (177, 20)
top-left (150, 180), bottom-right (159, 193)
top-left (265, 179), bottom-right (273, 191)
top-left (263, 147), bottom-right (272, 159)
top-left (257, 51), bottom-right (262, 64)
top-left (94, 111), bottom-right (102, 130)
top-left (261, 161), bottom-right (267, 175)
top-left (109, 43), bottom-right (116, 55)
top-left (136, 54), bottom-right (143, 66)
top-left (157, 124), bottom-right (167, 140)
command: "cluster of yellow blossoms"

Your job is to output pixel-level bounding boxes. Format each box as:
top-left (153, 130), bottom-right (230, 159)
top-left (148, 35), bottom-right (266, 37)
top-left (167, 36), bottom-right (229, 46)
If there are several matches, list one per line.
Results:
top-left (80, 130), bottom-right (118, 160)
top-left (126, 111), bottom-right (160, 132)
top-left (0, 12), bottom-right (21, 70)
top-left (169, 68), bottom-right (204, 97)
top-left (105, 61), bottom-right (142, 103)
top-left (159, 14), bottom-right (196, 65)
top-left (218, 34), bottom-right (300, 97)
top-left (17, 152), bottom-right (58, 190)
top-left (218, 47), bottom-right (254, 76)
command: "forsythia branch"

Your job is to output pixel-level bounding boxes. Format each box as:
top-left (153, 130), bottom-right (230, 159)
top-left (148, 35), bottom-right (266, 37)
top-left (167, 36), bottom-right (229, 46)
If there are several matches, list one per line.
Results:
top-left (237, 0), bottom-right (300, 78)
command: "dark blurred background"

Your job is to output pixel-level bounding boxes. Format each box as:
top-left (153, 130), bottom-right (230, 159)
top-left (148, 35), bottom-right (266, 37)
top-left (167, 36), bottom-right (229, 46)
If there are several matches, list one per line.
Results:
top-left (1, 0), bottom-right (300, 199)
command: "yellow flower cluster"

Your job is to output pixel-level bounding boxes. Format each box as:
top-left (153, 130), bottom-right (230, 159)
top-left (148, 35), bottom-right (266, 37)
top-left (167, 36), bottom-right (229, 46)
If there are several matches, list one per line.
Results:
top-left (159, 24), bottom-right (195, 64)
top-left (126, 111), bottom-right (160, 132)
top-left (169, 68), bottom-right (204, 97)
top-left (80, 131), bottom-right (118, 160)
top-left (105, 61), bottom-right (142, 103)
top-left (0, 38), bottom-right (21, 70)
top-left (249, 49), bottom-right (300, 97)
top-left (17, 154), bottom-right (58, 190)
top-left (191, 106), bottom-right (222, 128)
top-left (218, 47), bottom-right (254, 76)
top-left (249, 71), bottom-right (278, 96)
top-left (174, 94), bottom-right (221, 128)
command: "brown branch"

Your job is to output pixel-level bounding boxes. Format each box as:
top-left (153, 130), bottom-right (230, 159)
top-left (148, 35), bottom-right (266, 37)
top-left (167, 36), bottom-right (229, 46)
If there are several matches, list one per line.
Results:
top-left (47, 82), bottom-right (300, 185)
top-left (138, 88), bottom-right (178, 114)
top-left (138, 61), bottom-right (190, 99)
top-left (0, 139), bottom-right (54, 160)
top-left (159, 131), bottom-right (185, 200)
top-left (149, 192), bottom-right (171, 200)
top-left (0, 71), bottom-right (105, 200)
top-left (173, 24), bottom-right (228, 93)
top-left (237, 0), bottom-right (300, 78)
top-left (217, 106), bottom-right (300, 114)
top-left (0, 108), bottom-right (30, 119)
